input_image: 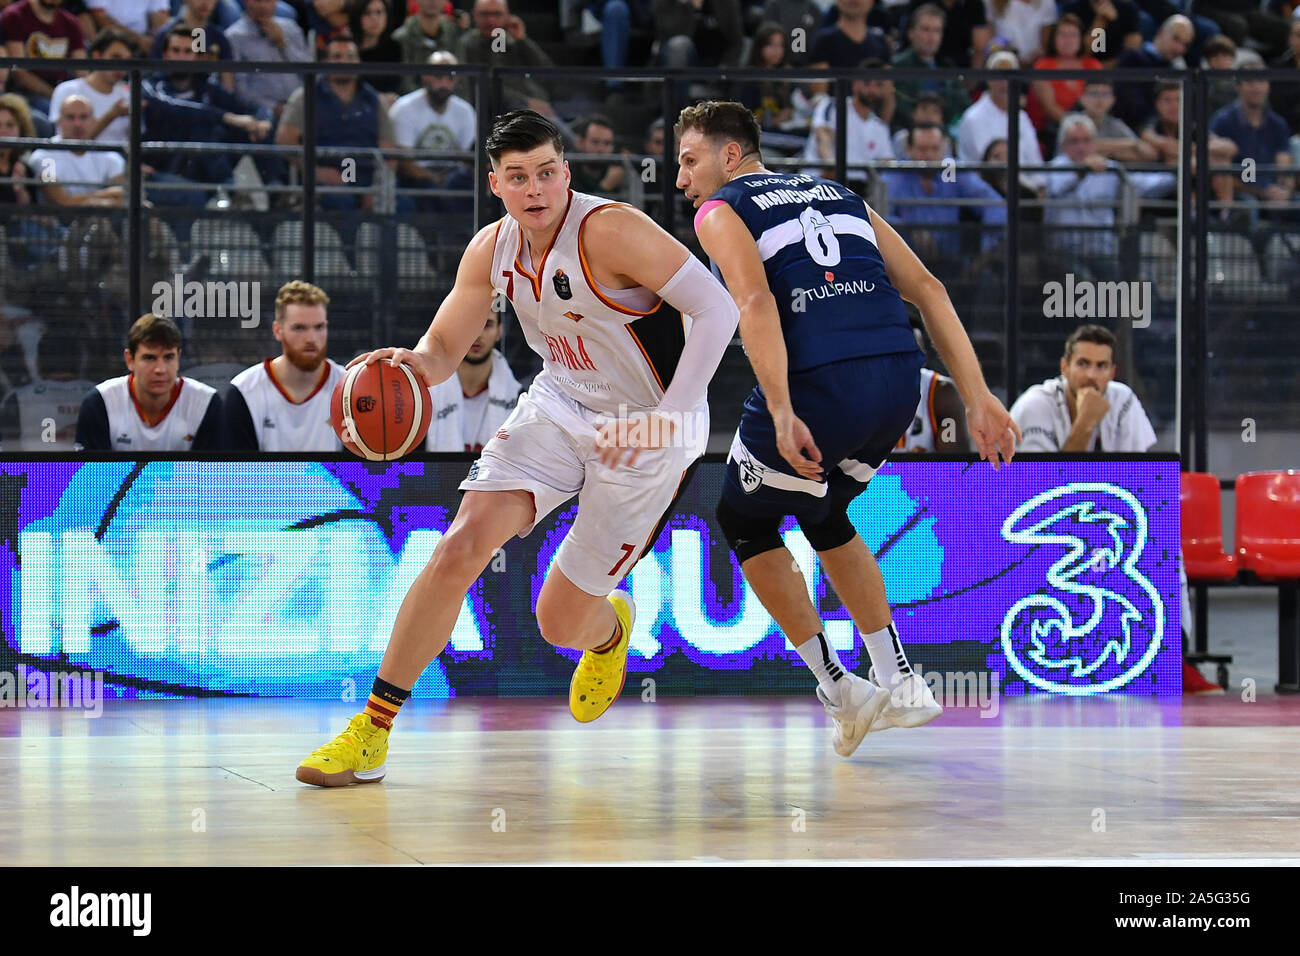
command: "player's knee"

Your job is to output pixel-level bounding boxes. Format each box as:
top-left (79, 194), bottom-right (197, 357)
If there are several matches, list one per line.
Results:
top-left (535, 588), bottom-right (591, 648)
top-left (798, 507), bottom-right (857, 553)
top-left (715, 498), bottom-right (784, 563)
top-left (428, 524), bottom-right (496, 586)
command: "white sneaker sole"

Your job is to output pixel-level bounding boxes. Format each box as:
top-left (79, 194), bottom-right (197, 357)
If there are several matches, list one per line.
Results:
top-left (296, 761), bottom-right (387, 787)
top-left (876, 701), bottom-right (944, 731)
top-left (834, 688), bottom-right (891, 758)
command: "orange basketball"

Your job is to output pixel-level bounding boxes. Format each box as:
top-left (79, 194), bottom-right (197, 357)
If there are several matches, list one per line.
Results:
top-left (331, 360), bottom-right (433, 460)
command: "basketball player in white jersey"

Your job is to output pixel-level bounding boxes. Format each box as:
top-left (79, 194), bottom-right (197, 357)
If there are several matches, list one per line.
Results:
top-left (75, 314), bottom-right (222, 452)
top-left (225, 281), bottom-right (346, 452)
top-left (0, 332), bottom-right (95, 451)
top-left (297, 109), bottom-right (740, 786)
top-left (425, 311), bottom-right (522, 452)
top-left (896, 319), bottom-right (969, 453)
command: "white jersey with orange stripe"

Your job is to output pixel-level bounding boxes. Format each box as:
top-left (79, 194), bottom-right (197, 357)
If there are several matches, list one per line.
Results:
top-left (896, 367), bottom-right (941, 452)
top-left (489, 189), bottom-right (692, 417)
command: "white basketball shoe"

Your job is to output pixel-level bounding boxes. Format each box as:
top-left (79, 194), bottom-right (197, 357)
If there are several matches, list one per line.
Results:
top-left (868, 668), bottom-right (944, 730)
top-left (816, 673), bottom-right (891, 757)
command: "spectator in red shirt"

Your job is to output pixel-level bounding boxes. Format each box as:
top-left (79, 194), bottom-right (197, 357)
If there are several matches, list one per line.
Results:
top-left (2, 0), bottom-right (87, 118)
top-left (1029, 14), bottom-right (1103, 148)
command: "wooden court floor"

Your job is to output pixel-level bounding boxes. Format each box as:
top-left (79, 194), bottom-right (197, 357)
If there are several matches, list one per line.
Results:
top-left (3, 696), bottom-right (1300, 865)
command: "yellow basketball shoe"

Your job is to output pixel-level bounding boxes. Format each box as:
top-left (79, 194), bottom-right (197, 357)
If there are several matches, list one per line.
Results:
top-left (295, 713), bottom-right (390, 787)
top-left (569, 591), bottom-right (636, 723)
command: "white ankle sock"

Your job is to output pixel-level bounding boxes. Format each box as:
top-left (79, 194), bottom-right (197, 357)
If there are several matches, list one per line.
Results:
top-left (796, 633), bottom-right (846, 705)
top-left (863, 621), bottom-right (914, 688)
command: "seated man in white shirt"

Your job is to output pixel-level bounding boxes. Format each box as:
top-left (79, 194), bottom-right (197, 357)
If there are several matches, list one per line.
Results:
top-left (1009, 323), bottom-right (1155, 452)
top-left (1009, 323), bottom-right (1221, 694)
top-left (76, 313), bottom-right (222, 451)
top-left (801, 58), bottom-right (895, 190)
top-left (389, 51), bottom-right (477, 215)
top-left (425, 310), bottom-right (522, 452)
top-left (224, 280), bottom-right (345, 451)
top-left (48, 28), bottom-right (133, 144)
top-left (28, 93), bottom-right (125, 207)
top-left (956, 50), bottom-right (1046, 193)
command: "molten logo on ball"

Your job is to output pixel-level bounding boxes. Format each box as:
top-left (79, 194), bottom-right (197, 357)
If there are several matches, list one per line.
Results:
top-left (356, 396), bottom-right (376, 413)
top-left (390, 378), bottom-right (406, 424)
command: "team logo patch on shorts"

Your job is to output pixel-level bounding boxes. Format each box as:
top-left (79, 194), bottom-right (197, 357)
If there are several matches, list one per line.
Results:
top-left (734, 444), bottom-right (763, 494)
top-left (466, 461), bottom-right (484, 481)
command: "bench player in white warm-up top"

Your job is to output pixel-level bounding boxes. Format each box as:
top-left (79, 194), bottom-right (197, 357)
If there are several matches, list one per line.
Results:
top-left (297, 109), bottom-right (741, 787)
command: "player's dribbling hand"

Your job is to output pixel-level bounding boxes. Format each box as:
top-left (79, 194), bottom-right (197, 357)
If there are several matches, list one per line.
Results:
top-left (773, 409), bottom-right (823, 481)
top-left (595, 413), bottom-right (676, 470)
top-left (347, 347), bottom-right (434, 388)
top-left (966, 391), bottom-right (1022, 470)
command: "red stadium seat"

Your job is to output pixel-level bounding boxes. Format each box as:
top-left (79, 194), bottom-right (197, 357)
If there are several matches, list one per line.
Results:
top-left (1236, 471), bottom-right (1300, 580)
top-left (1181, 472), bottom-right (1238, 581)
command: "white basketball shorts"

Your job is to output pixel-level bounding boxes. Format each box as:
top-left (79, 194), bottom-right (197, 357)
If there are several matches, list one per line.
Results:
top-left (459, 372), bottom-right (707, 596)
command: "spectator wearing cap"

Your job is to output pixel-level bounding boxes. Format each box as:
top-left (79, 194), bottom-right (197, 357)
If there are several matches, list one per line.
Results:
top-left (956, 49), bottom-right (1046, 191)
top-left (275, 30), bottom-right (397, 212)
top-left (389, 50), bottom-right (477, 214)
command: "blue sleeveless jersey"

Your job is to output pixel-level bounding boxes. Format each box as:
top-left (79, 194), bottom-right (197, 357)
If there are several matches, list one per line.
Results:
top-left (705, 171), bottom-right (918, 373)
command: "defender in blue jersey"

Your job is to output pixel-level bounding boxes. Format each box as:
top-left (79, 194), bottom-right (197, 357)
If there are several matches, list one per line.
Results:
top-left (675, 102), bottom-right (1022, 757)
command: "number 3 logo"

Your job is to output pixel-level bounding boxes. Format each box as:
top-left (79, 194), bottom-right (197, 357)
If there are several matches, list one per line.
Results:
top-left (799, 207), bottom-right (841, 266)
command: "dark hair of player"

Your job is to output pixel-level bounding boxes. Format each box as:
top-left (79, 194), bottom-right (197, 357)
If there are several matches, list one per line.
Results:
top-left (674, 101), bottom-right (762, 162)
top-left (485, 109), bottom-right (566, 166)
top-left (1064, 324), bottom-right (1117, 361)
top-left (127, 314), bottom-right (183, 356)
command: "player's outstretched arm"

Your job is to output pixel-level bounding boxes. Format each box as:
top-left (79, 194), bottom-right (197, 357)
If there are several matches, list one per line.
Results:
top-left (584, 204), bottom-right (741, 465)
top-left (867, 206), bottom-right (1021, 468)
top-left (695, 201), bottom-right (823, 480)
top-left (350, 221), bottom-right (501, 388)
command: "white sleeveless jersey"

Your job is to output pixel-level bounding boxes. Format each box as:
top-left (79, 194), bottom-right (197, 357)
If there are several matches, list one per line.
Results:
top-left (231, 358), bottom-right (345, 452)
top-left (896, 367), bottom-right (941, 452)
top-left (7, 378), bottom-right (96, 450)
top-left (489, 189), bottom-right (691, 416)
top-left (96, 375), bottom-right (217, 451)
